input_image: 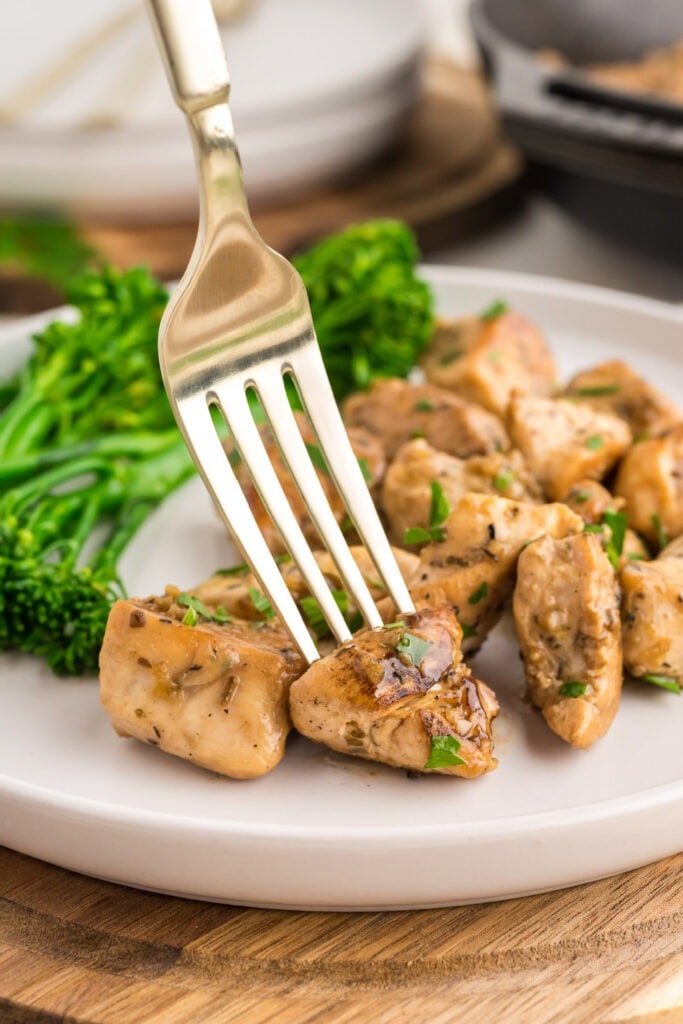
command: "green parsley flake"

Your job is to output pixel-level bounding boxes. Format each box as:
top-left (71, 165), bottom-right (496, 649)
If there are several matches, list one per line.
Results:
top-left (305, 442), bottom-right (329, 475)
top-left (641, 673), bottom-right (681, 694)
top-left (357, 456), bottom-right (372, 483)
top-left (424, 735), bottom-right (465, 770)
top-left (479, 299), bottom-right (509, 322)
top-left (383, 621), bottom-right (405, 630)
top-left (468, 581), bottom-right (489, 605)
top-left (403, 526), bottom-right (434, 545)
top-left (178, 593), bottom-right (234, 625)
top-left (492, 468), bottom-right (514, 492)
top-left (396, 631), bottom-right (431, 667)
top-left (559, 681), bottom-right (587, 698)
top-left (573, 490), bottom-right (591, 504)
top-left (414, 398), bottom-right (435, 412)
top-left (651, 513), bottom-right (669, 550)
top-left (438, 350), bottom-right (462, 366)
top-left (429, 480), bottom-right (451, 529)
top-left (410, 429), bottom-right (425, 440)
top-left (248, 588), bottom-right (275, 620)
top-left (300, 589), bottom-right (349, 640)
top-left (182, 607), bottom-right (198, 627)
top-left (461, 623), bottom-right (477, 640)
top-left (583, 523), bottom-right (603, 534)
top-left (585, 435), bottom-right (604, 450)
top-left (576, 384), bottom-right (620, 397)
top-left (603, 509), bottom-right (627, 569)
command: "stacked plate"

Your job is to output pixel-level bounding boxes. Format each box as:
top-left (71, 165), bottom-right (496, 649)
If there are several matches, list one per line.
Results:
top-left (0, 0), bottom-right (425, 219)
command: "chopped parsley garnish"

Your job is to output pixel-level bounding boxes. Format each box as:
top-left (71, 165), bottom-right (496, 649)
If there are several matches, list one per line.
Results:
top-left (182, 607), bottom-right (198, 627)
top-left (414, 398), bottom-right (435, 412)
top-left (396, 631), bottom-right (431, 667)
top-left (479, 299), bottom-right (509, 322)
top-left (214, 563), bottom-right (249, 577)
top-left (651, 513), bottom-right (669, 550)
top-left (585, 435), bottom-right (604, 450)
top-left (403, 526), bottom-right (434, 545)
top-left (305, 442), bottom-right (329, 475)
top-left (438, 350), bottom-right (461, 366)
top-left (641, 673), bottom-right (680, 694)
top-left (573, 490), bottom-right (591, 504)
top-left (357, 456), bottom-right (372, 483)
top-left (248, 588), bottom-right (275, 620)
top-left (178, 592), bottom-right (234, 625)
top-left (429, 480), bottom-right (451, 531)
top-left (628, 552), bottom-right (646, 562)
top-left (424, 735), bottom-right (465, 770)
top-left (461, 623), bottom-right (477, 640)
top-left (492, 468), bottom-right (514, 492)
top-left (559, 681), bottom-right (587, 698)
top-left (583, 523), bottom-right (603, 534)
top-left (576, 384), bottom-right (620, 397)
top-left (383, 621), bottom-right (405, 630)
top-left (300, 589), bottom-right (350, 640)
top-left (403, 481), bottom-right (451, 546)
top-left (410, 429), bottom-right (425, 440)
top-left (468, 581), bottom-right (489, 605)
top-left (603, 510), bottom-right (627, 569)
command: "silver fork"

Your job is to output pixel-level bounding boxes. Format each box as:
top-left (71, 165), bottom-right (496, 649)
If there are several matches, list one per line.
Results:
top-left (145, 0), bottom-right (414, 662)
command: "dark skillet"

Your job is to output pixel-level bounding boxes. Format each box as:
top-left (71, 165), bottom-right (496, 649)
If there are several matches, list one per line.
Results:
top-left (469, 0), bottom-right (683, 261)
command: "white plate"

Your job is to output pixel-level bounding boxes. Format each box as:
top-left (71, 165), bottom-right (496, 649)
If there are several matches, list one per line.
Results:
top-left (0, 0), bottom-right (424, 216)
top-left (1, 267), bottom-right (682, 911)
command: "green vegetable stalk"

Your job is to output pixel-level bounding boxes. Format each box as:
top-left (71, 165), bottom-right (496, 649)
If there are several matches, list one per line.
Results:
top-left (293, 219), bottom-right (434, 399)
top-left (0, 220), bottom-right (435, 676)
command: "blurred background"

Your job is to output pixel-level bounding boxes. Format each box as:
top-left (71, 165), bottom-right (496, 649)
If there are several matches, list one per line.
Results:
top-left (0, 0), bottom-right (681, 312)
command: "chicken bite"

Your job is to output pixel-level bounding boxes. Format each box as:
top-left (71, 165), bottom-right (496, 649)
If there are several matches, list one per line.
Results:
top-left (560, 480), bottom-right (648, 568)
top-left (99, 595), bottom-right (305, 779)
top-left (289, 606), bottom-right (499, 777)
top-left (621, 535), bottom-right (683, 690)
top-left (229, 412), bottom-right (385, 555)
top-left (341, 377), bottom-right (508, 460)
top-left (565, 360), bottom-right (681, 439)
top-left (421, 308), bottom-right (556, 416)
top-left (410, 493), bottom-right (583, 653)
top-left (615, 425), bottom-right (683, 548)
top-left (561, 479), bottom-right (625, 525)
top-left (513, 533), bottom-right (622, 749)
top-left (191, 545), bottom-right (420, 634)
top-left (508, 393), bottom-right (632, 500)
top-left (381, 439), bottom-right (542, 545)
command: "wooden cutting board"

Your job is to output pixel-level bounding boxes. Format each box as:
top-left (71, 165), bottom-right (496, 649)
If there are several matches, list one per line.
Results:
top-left (0, 846), bottom-right (681, 1024)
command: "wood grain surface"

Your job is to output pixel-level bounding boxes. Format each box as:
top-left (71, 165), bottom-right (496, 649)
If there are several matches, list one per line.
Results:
top-left (0, 846), bottom-right (681, 1024)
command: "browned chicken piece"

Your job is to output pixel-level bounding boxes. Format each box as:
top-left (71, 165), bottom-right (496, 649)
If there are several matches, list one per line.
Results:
top-left (99, 594), bottom-right (305, 779)
top-left (561, 478), bottom-right (624, 525)
top-left (421, 309), bottom-right (556, 417)
top-left (410, 493), bottom-right (583, 654)
top-left (341, 377), bottom-right (508, 461)
top-left (621, 535), bottom-right (683, 689)
top-left (191, 545), bottom-right (420, 633)
top-left (614, 425), bottom-right (683, 548)
top-left (565, 360), bottom-right (681, 439)
top-left (513, 533), bottom-right (622, 749)
top-left (381, 439), bottom-right (542, 546)
top-left (229, 412), bottom-right (385, 555)
top-left (508, 394), bottom-right (632, 501)
top-left (289, 606), bottom-right (499, 777)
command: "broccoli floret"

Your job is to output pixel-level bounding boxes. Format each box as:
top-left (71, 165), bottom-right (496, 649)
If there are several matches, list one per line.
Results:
top-left (293, 220), bottom-right (434, 400)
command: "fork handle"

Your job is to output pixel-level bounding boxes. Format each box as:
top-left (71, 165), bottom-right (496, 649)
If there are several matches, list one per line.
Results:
top-left (145, 0), bottom-right (231, 115)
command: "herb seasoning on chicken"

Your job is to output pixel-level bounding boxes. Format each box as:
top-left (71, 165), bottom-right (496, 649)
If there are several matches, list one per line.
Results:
top-left (289, 606), bottom-right (499, 777)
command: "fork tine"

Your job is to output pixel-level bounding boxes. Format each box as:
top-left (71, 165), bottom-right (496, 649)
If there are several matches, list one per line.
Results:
top-left (292, 347), bottom-right (416, 616)
top-left (254, 366), bottom-right (384, 630)
top-left (213, 381), bottom-right (355, 646)
top-left (176, 393), bottom-right (320, 663)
